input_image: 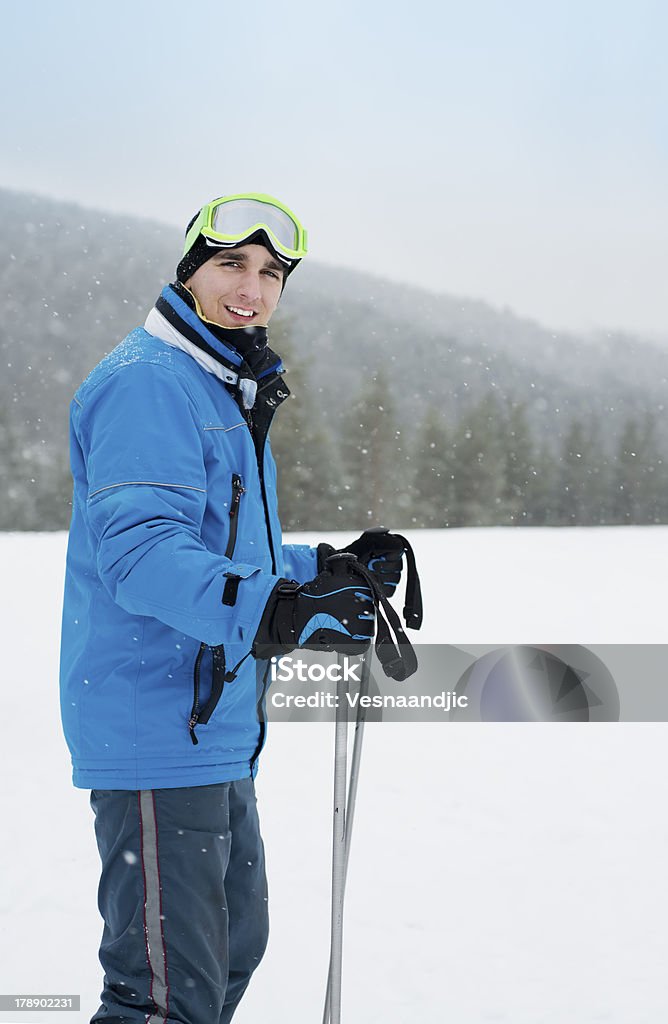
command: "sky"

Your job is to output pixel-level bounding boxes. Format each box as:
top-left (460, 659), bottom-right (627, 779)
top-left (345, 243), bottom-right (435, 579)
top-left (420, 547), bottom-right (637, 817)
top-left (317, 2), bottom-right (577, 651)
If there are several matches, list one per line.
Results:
top-left (1, 0), bottom-right (666, 337)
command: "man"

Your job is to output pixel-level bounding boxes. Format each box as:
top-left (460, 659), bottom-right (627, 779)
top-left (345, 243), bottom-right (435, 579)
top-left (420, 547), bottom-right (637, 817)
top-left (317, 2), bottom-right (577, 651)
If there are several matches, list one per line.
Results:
top-left (59, 193), bottom-right (404, 1023)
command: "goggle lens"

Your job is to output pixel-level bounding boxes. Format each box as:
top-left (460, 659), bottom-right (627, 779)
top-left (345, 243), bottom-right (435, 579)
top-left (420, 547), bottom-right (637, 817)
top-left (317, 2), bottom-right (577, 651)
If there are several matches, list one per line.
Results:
top-left (210, 199), bottom-right (300, 253)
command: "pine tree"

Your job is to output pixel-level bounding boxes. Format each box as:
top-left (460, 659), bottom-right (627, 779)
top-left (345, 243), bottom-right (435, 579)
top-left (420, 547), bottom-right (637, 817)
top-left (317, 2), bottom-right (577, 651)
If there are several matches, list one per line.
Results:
top-left (556, 418), bottom-right (612, 526)
top-left (612, 415), bottom-right (666, 525)
top-left (448, 394), bottom-right (510, 526)
top-left (502, 401), bottom-right (534, 525)
top-left (523, 442), bottom-right (560, 525)
top-left (557, 419), bottom-right (588, 524)
top-left (410, 405), bottom-right (454, 527)
top-left (269, 317), bottom-right (343, 531)
top-left (0, 406), bottom-right (23, 530)
top-left (339, 370), bottom-right (404, 529)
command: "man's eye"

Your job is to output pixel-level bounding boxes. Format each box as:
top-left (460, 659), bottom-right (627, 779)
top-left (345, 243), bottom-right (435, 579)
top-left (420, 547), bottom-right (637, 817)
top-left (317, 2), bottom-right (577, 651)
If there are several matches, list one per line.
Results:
top-left (263, 270), bottom-right (280, 280)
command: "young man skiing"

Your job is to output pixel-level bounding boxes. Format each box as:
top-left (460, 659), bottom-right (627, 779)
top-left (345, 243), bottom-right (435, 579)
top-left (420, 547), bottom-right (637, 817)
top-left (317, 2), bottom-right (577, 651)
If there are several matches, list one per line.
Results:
top-left (59, 193), bottom-right (404, 1023)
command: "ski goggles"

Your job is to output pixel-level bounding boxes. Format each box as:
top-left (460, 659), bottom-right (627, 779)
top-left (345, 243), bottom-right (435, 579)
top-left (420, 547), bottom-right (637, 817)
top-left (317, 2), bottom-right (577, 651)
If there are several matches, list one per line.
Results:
top-left (183, 193), bottom-right (308, 262)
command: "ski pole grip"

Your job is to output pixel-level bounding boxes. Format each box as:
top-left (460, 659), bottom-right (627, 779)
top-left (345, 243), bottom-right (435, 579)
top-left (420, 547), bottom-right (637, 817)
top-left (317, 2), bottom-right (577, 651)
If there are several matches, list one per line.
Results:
top-left (324, 552), bottom-right (362, 576)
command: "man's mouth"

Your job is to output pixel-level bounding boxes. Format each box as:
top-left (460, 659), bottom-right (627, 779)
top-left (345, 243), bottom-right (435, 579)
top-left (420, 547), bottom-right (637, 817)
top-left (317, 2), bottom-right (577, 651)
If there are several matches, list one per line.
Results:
top-left (225, 305), bottom-right (257, 320)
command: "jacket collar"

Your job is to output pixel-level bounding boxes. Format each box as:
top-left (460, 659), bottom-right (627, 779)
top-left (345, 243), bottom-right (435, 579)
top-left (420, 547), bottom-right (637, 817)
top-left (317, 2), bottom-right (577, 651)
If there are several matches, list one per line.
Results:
top-left (145, 306), bottom-right (237, 385)
top-left (147, 284), bottom-right (285, 410)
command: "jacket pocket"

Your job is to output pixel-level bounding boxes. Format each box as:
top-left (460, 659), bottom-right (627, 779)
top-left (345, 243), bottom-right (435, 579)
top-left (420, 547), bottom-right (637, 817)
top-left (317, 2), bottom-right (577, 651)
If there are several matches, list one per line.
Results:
top-left (188, 644), bottom-right (226, 745)
top-left (189, 474), bottom-right (247, 745)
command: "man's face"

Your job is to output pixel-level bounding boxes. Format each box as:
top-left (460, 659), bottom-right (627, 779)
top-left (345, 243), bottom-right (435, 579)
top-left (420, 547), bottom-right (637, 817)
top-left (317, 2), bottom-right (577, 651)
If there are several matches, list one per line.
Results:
top-left (185, 243), bottom-right (286, 328)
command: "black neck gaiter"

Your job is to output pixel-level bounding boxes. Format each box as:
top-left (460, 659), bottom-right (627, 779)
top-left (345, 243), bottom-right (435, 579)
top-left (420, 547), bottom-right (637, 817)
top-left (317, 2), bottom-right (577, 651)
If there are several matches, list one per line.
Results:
top-left (172, 281), bottom-right (273, 377)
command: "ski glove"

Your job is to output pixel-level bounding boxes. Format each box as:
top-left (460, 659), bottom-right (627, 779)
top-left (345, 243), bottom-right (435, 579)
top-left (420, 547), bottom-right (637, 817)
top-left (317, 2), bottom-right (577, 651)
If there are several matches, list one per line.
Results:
top-left (318, 527), bottom-right (404, 597)
top-left (254, 555), bottom-right (375, 659)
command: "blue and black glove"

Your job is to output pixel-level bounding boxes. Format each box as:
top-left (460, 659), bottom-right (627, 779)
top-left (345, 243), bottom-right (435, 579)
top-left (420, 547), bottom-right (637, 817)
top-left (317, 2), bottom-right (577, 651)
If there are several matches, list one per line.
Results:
top-left (254, 554), bottom-right (375, 658)
top-left (318, 527), bottom-right (405, 598)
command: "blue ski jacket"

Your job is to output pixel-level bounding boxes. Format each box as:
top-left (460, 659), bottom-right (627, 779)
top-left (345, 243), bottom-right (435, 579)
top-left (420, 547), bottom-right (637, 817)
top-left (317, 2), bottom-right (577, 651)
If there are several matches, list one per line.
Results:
top-left (59, 284), bottom-right (318, 790)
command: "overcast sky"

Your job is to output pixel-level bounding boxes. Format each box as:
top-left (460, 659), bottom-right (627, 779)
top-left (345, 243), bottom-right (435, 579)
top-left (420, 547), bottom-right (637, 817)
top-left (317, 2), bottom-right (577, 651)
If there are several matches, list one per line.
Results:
top-left (1, 0), bottom-right (665, 337)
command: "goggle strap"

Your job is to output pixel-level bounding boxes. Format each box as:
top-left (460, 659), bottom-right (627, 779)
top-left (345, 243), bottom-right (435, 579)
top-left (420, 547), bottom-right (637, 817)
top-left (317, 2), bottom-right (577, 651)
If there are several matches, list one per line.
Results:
top-left (183, 195), bottom-right (306, 260)
top-left (201, 234), bottom-right (294, 266)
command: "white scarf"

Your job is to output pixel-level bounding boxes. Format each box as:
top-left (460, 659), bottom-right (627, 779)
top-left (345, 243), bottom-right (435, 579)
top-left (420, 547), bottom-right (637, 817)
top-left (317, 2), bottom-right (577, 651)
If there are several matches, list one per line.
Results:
top-left (144, 307), bottom-right (239, 386)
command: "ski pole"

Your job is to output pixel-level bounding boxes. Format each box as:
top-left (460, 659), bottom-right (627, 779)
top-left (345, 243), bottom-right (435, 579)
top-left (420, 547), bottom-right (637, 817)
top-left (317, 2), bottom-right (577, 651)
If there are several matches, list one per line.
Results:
top-left (327, 654), bottom-right (349, 1024)
top-left (322, 648), bottom-right (372, 1024)
top-left (342, 648), bottom-right (371, 886)
top-left (320, 540), bottom-right (423, 1021)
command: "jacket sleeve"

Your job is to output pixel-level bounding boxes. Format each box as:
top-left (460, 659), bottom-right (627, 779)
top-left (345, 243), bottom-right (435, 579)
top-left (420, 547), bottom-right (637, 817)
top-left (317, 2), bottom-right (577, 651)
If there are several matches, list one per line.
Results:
top-left (281, 543), bottom-right (319, 583)
top-left (78, 361), bottom-right (281, 647)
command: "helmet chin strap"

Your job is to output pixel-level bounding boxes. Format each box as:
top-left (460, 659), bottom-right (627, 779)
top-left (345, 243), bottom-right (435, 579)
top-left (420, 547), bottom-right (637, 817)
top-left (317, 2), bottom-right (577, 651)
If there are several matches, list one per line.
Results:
top-left (183, 285), bottom-right (269, 330)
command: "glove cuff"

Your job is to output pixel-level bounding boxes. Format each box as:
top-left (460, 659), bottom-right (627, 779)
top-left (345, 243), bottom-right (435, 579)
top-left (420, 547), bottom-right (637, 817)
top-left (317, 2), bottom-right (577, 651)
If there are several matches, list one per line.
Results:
top-left (316, 542), bottom-right (337, 573)
top-left (254, 578), bottom-right (301, 656)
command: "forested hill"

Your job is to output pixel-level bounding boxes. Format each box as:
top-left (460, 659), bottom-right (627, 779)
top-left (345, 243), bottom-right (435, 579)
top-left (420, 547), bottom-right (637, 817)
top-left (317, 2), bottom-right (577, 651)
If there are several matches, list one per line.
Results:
top-left (2, 186), bottom-right (667, 530)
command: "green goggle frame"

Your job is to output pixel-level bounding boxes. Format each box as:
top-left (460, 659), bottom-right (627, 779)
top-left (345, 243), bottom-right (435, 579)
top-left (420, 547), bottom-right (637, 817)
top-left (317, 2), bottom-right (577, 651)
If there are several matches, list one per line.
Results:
top-left (183, 193), bottom-right (308, 262)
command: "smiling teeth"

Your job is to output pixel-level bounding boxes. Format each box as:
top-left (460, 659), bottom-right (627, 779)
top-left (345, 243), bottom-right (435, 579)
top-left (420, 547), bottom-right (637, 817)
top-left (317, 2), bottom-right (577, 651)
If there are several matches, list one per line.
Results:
top-left (228, 306), bottom-right (254, 317)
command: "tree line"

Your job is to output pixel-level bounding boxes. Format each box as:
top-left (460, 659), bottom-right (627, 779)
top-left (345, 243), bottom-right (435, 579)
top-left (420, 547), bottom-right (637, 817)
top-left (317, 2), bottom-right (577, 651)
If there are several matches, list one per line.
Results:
top-left (1, 358), bottom-right (665, 534)
top-left (272, 371), bottom-right (668, 532)
top-left (3, 187), bottom-right (668, 533)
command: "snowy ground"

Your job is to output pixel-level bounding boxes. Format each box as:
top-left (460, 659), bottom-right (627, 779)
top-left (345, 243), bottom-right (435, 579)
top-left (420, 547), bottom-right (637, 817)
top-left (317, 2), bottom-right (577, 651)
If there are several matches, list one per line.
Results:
top-left (1, 527), bottom-right (667, 1023)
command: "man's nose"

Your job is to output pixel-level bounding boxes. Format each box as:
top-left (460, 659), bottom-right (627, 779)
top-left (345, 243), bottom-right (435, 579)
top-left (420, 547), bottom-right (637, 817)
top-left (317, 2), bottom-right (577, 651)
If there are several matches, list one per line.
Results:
top-left (236, 270), bottom-right (262, 303)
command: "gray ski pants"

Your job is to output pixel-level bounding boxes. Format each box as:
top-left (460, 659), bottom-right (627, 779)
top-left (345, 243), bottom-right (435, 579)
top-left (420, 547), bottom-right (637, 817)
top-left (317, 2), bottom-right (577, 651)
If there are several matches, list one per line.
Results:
top-left (89, 779), bottom-right (269, 1024)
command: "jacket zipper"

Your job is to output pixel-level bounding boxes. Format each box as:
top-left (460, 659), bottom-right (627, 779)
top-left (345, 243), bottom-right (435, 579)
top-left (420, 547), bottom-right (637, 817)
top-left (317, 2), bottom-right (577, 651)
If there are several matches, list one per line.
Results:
top-left (233, 376), bottom-right (288, 768)
top-left (225, 473), bottom-right (245, 559)
top-left (249, 659), bottom-right (271, 776)
top-left (188, 643), bottom-right (207, 744)
top-left (257, 461), bottom-right (277, 574)
top-left (245, 382), bottom-right (287, 771)
top-left (246, 406), bottom-right (279, 574)
top-left (191, 473), bottom-right (245, 744)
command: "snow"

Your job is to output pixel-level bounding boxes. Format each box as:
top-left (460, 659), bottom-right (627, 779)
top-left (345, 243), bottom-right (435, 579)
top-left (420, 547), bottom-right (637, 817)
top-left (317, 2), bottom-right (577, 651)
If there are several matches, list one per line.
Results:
top-left (1, 527), bottom-right (666, 1022)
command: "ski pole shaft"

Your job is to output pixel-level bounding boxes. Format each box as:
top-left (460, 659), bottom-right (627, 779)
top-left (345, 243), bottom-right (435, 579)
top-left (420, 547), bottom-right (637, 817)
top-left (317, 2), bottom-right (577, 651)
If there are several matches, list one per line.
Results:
top-left (323, 648), bottom-right (372, 1023)
top-left (342, 649), bottom-right (370, 887)
top-left (327, 660), bottom-right (349, 1024)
